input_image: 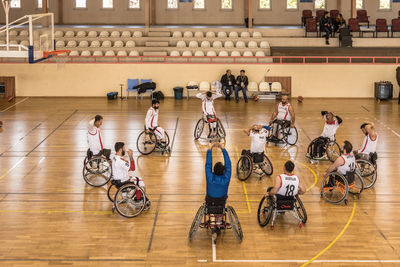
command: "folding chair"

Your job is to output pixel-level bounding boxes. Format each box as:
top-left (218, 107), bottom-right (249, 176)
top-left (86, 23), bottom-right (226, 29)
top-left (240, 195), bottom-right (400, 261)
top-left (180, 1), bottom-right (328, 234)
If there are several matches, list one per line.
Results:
top-left (126, 79), bottom-right (139, 100)
top-left (140, 79), bottom-right (154, 100)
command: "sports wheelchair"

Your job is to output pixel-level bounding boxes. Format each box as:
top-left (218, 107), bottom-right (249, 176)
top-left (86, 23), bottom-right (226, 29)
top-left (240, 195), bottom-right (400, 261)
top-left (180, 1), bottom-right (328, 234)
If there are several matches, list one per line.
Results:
top-left (306, 137), bottom-right (341, 162)
top-left (321, 171), bottom-right (364, 205)
top-left (257, 191), bottom-right (307, 230)
top-left (355, 152), bottom-right (377, 189)
top-left (82, 149), bottom-right (112, 187)
top-left (236, 150), bottom-right (273, 181)
top-left (136, 126), bottom-right (170, 155)
top-left (188, 200), bottom-right (243, 242)
top-left (194, 115), bottom-right (226, 142)
top-left (107, 178), bottom-right (151, 218)
top-left (267, 120), bottom-right (298, 145)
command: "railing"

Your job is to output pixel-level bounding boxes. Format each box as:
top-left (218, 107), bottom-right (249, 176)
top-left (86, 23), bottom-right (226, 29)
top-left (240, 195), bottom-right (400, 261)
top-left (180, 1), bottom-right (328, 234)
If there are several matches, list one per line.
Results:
top-left (0, 55), bottom-right (399, 64)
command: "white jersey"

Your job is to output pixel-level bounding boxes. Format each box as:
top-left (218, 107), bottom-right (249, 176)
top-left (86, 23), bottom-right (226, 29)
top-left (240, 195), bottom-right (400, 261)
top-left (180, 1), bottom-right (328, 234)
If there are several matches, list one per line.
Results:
top-left (87, 119), bottom-right (104, 155)
top-left (359, 134), bottom-right (378, 155)
top-left (276, 102), bottom-right (291, 121)
top-left (337, 153), bottom-right (356, 176)
top-left (250, 129), bottom-right (268, 153)
top-left (145, 107), bottom-right (159, 129)
top-left (321, 116), bottom-right (340, 141)
top-left (196, 93), bottom-right (222, 116)
top-left (276, 174), bottom-right (300, 197)
top-left (111, 154), bottom-right (132, 183)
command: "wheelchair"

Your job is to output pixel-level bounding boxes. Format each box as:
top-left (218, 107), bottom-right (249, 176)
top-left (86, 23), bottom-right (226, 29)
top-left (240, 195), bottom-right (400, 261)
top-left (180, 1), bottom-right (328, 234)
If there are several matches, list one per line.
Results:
top-left (355, 152), bottom-right (377, 189)
top-left (257, 193), bottom-right (307, 230)
top-left (194, 115), bottom-right (226, 142)
top-left (306, 137), bottom-right (341, 162)
top-left (321, 171), bottom-right (364, 205)
top-left (236, 150), bottom-right (273, 181)
top-left (82, 150), bottom-right (112, 187)
top-left (107, 178), bottom-right (151, 218)
top-left (267, 120), bottom-right (298, 145)
top-left (136, 126), bottom-right (170, 155)
top-left (188, 202), bottom-right (243, 242)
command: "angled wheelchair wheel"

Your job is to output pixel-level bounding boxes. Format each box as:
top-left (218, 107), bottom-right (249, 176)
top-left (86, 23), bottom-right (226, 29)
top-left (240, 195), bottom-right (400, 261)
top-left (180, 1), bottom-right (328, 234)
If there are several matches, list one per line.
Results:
top-left (188, 204), bottom-right (206, 241)
top-left (326, 141), bottom-right (341, 162)
top-left (236, 155), bottom-right (253, 181)
top-left (260, 155), bottom-right (273, 176)
top-left (114, 183), bottom-right (146, 218)
top-left (164, 131), bottom-right (170, 147)
top-left (284, 127), bottom-right (298, 145)
top-left (295, 195), bottom-right (307, 224)
top-left (107, 183), bottom-right (117, 202)
top-left (257, 196), bottom-right (274, 227)
top-left (321, 172), bottom-right (349, 204)
top-left (356, 159), bottom-right (377, 189)
top-left (82, 157), bottom-right (112, 187)
top-left (227, 206), bottom-right (243, 243)
top-left (137, 131), bottom-right (157, 155)
top-left (216, 118), bottom-right (226, 138)
top-left (194, 119), bottom-right (205, 140)
top-left (349, 171), bottom-right (364, 195)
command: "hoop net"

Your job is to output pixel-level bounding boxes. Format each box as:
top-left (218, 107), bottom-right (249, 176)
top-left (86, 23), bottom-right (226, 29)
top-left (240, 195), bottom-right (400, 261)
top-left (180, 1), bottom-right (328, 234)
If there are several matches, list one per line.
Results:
top-left (44, 50), bottom-right (70, 69)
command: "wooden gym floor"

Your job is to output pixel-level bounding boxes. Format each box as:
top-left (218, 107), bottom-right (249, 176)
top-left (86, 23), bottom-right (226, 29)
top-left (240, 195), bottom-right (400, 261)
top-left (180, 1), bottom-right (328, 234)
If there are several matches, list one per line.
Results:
top-left (0, 97), bottom-right (399, 266)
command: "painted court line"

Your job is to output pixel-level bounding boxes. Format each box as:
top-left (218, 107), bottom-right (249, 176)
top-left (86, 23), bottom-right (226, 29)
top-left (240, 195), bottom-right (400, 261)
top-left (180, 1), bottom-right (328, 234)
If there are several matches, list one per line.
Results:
top-left (0, 97), bottom-right (29, 112)
top-left (0, 157), bottom-right (26, 180)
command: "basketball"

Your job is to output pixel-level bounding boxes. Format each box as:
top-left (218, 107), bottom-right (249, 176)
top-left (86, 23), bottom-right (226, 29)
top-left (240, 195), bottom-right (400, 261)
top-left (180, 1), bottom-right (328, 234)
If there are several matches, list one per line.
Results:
top-left (298, 96), bottom-right (304, 102)
top-left (253, 95), bottom-right (259, 101)
top-left (0, 121), bottom-right (3, 128)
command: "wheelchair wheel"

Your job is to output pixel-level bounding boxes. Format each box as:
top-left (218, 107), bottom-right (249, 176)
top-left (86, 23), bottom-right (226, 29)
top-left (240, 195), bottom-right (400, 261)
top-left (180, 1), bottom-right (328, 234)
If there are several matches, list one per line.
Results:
top-left (188, 204), bottom-right (205, 241)
top-left (227, 206), bottom-right (243, 243)
top-left (82, 157), bottom-right (112, 187)
top-left (284, 127), bottom-right (298, 145)
top-left (295, 195), bottom-right (307, 224)
top-left (349, 171), bottom-right (364, 195)
top-left (107, 183), bottom-right (117, 202)
top-left (236, 155), bottom-right (253, 181)
top-left (216, 118), bottom-right (226, 138)
top-left (356, 159), bottom-right (377, 189)
top-left (257, 196), bottom-right (273, 227)
top-left (260, 155), bottom-right (273, 176)
top-left (137, 131), bottom-right (157, 155)
top-left (321, 172), bottom-right (349, 204)
top-left (114, 183), bottom-right (146, 218)
top-left (326, 141), bottom-right (341, 162)
top-left (194, 119), bottom-right (205, 140)
top-left (164, 131), bottom-right (170, 147)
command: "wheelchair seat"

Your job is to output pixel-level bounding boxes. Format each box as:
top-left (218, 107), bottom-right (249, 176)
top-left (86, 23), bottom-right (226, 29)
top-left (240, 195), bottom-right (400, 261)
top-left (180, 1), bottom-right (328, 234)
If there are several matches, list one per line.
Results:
top-left (344, 171), bottom-right (355, 184)
top-left (275, 195), bottom-right (296, 211)
top-left (206, 205), bottom-right (225, 215)
top-left (205, 195), bottom-right (226, 214)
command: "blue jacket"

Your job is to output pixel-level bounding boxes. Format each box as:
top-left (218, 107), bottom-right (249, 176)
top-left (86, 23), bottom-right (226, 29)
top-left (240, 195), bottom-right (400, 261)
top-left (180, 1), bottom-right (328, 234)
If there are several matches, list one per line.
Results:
top-left (205, 149), bottom-right (232, 198)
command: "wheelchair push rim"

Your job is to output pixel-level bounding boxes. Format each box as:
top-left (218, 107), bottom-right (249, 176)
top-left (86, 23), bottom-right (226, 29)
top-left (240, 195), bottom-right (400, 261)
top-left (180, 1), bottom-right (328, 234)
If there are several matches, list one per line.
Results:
top-left (82, 157), bottom-right (112, 187)
top-left (326, 141), bottom-right (341, 162)
top-left (227, 206), bottom-right (243, 243)
top-left (321, 172), bottom-right (349, 204)
top-left (257, 196), bottom-right (273, 227)
top-left (284, 126), bottom-right (298, 145)
top-left (260, 155), bottom-right (273, 176)
top-left (136, 131), bottom-right (157, 155)
top-left (216, 118), bottom-right (226, 139)
top-left (114, 184), bottom-right (146, 218)
top-left (194, 119), bottom-right (205, 140)
top-left (107, 183), bottom-right (117, 202)
top-left (295, 195), bottom-right (307, 224)
top-left (356, 159), bottom-right (377, 189)
top-left (236, 155), bottom-right (253, 181)
top-left (188, 204), bottom-right (206, 241)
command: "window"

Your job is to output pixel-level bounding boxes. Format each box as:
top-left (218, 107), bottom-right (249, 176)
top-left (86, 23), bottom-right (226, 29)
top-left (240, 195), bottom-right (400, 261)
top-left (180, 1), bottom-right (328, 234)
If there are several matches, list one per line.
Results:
top-left (103, 0), bottom-right (113, 9)
top-left (356, 0), bottom-right (363, 9)
top-left (37, 0), bottom-right (49, 9)
top-left (10, 0), bottom-right (21, 8)
top-left (379, 0), bottom-right (390, 10)
top-left (314, 0), bottom-right (325, 9)
top-left (129, 0), bottom-right (140, 9)
top-left (194, 0), bottom-right (205, 9)
top-left (287, 0), bottom-right (297, 9)
top-left (221, 0), bottom-right (232, 9)
top-left (259, 0), bottom-right (271, 9)
top-left (168, 0), bottom-right (178, 9)
top-left (75, 0), bottom-right (86, 8)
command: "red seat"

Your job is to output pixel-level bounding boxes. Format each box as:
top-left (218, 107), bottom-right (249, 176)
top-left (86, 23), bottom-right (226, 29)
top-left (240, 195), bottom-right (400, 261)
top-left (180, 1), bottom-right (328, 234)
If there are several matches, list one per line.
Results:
top-left (305, 18), bottom-right (318, 37)
top-left (357, 10), bottom-right (370, 28)
top-left (391, 18), bottom-right (400, 37)
top-left (330, 10), bottom-right (339, 20)
top-left (316, 10), bottom-right (325, 24)
top-left (302, 10), bottom-right (313, 26)
top-left (376, 18), bottom-right (389, 38)
top-left (348, 18), bottom-right (361, 37)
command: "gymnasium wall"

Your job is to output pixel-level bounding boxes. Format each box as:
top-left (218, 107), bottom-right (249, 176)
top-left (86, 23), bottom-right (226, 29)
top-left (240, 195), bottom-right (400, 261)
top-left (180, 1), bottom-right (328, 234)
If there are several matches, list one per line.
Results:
top-left (0, 0), bottom-right (400, 25)
top-left (0, 64), bottom-right (398, 98)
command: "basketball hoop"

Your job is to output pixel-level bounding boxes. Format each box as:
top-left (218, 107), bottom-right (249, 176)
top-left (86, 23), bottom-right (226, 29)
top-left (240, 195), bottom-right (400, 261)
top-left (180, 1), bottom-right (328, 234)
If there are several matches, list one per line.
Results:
top-left (43, 50), bottom-right (70, 69)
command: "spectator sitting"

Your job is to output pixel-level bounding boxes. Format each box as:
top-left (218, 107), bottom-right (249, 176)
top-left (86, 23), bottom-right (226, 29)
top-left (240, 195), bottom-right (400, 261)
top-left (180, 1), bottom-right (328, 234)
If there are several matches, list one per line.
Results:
top-left (235, 70), bottom-right (249, 103)
top-left (333, 13), bottom-right (346, 33)
top-left (320, 11), bottom-right (332, 45)
top-left (220, 69), bottom-right (236, 101)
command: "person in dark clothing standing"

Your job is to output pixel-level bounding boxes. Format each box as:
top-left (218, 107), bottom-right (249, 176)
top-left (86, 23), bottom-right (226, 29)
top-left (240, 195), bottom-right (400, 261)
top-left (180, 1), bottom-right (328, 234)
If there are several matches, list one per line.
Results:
top-left (320, 11), bottom-right (332, 45)
top-left (235, 70), bottom-right (249, 103)
top-left (220, 69), bottom-right (236, 101)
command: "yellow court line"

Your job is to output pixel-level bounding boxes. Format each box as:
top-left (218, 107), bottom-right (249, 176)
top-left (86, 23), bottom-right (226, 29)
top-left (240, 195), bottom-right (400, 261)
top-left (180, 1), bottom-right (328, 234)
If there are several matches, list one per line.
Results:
top-left (300, 201), bottom-right (357, 267)
top-left (0, 157), bottom-right (25, 180)
top-left (294, 161), bottom-right (319, 192)
top-left (241, 181), bottom-right (252, 214)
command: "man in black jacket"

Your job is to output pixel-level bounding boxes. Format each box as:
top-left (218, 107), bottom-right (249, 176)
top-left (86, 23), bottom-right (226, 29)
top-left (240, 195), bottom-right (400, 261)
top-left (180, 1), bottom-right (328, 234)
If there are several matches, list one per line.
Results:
top-left (220, 69), bottom-right (236, 101)
top-left (235, 70), bottom-right (249, 103)
top-left (320, 11), bottom-right (332, 45)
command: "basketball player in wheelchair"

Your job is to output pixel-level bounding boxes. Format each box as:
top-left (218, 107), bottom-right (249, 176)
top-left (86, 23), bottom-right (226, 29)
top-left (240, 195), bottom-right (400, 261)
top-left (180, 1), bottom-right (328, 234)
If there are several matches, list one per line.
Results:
top-left (236, 124), bottom-right (273, 181)
top-left (257, 161), bottom-right (307, 230)
top-left (306, 111), bottom-right (343, 162)
top-left (189, 143), bottom-right (243, 242)
top-left (108, 142), bottom-right (151, 218)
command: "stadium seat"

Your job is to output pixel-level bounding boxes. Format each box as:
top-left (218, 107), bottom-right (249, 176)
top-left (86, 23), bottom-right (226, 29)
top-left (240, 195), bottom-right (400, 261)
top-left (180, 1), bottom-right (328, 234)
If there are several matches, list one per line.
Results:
top-left (111, 31), bottom-right (120, 38)
top-left (231, 51), bottom-right (241, 57)
top-left (20, 40), bottom-right (29, 47)
top-left (54, 30), bottom-right (64, 38)
top-left (0, 40), bottom-right (5, 44)
top-left (391, 19), bottom-right (400, 37)
top-left (177, 41), bottom-right (187, 48)
top-left (66, 41), bottom-right (77, 48)
top-left (90, 40), bottom-right (101, 48)
top-left (80, 50), bottom-right (91, 56)
top-left (69, 50), bottom-right (80, 56)
top-left (229, 31), bottom-right (238, 38)
top-left (316, 10), bottom-right (325, 23)
top-left (88, 31), bottom-right (98, 38)
top-left (217, 32), bottom-right (227, 38)
top-left (9, 30), bottom-right (17, 36)
top-left (201, 41), bottom-right (211, 48)
top-left (93, 50), bottom-right (103, 56)
top-left (206, 51), bottom-right (217, 57)
top-left (184, 31), bottom-right (193, 38)
top-left (182, 51), bottom-right (192, 56)
top-left (56, 41), bottom-right (65, 48)
top-left (305, 18), bottom-right (318, 37)
top-left (260, 41), bottom-right (270, 49)
top-left (348, 18), bottom-right (361, 37)
top-left (224, 41), bottom-right (234, 48)
top-left (65, 31), bottom-right (75, 38)
top-left (105, 50), bottom-right (116, 56)
top-left (206, 31), bottom-right (216, 38)
top-left (170, 50), bottom-right (180, 56)
top-left (194, 31), bottom-right (204, 38)
top-left (0, 31), bottom-right (5, 37)
top-left (200, 81), bottom-right (210, 90)
top-left (99, 31), bottom-right (110, 38)
top-left (126, 41), bottom-right (136, 48)
top-left (271, 82), bottom-right (282, 92)
top-left (117, 51), bottom-right (128, 56)
top-left (173, 31), bottom-right (182, 38)
top-left (9, 40), bottom-right (18, 45)
top-left (357, 10), bottom-right (370, 28)
top-left (236, 41), bottom-right (245, 48)
top-left (376, 19), bottom-right (389, 38)
top-left (19, 30), bottom-right (29, 37)
top-left (102, 40), bottom-right (112, 48)
top-left (302, 10), bottom-right (313, 26)
top-left (213, 41), bottom-right (222, 48)
top-left (259, 82), bottom-right (269, 91)
top-left (243, 51), bottom-right (253, 56)
top-left (240, 32), bottom-right (250, 38)
top-left (189, 41), bottom-right (199, 48)
top-left (248, 41), bottom-right (258, 48)
top-left (255, 51), bottom-right (265, 57)
top-left (330, 10), bottom-right (339, 20)
top-left (129, 50), bottom-right (140, 56)
top-left (114, 40), bottom-right (124, 47)
top-left (248, 82), bottom-right (258, 91)
top-left (77, 31), bottom-right (86, 38)
top-left (122, 31), bottom-right (131, 38)
top-left (133, 31), bottom-right (143, 37)
top-left (78, 41), bottom-right (89, 48)
top-left (194, 51), bottom-right (205, 56)
top-left (252, 32), bottom-right (262, 38)
top-left (218, 51), bottom-right (228, 57)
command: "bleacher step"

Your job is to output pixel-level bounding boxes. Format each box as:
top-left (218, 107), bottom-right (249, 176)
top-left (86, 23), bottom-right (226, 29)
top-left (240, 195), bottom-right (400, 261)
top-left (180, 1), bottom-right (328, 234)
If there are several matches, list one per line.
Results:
top-left (143, 51), bottom-right (168, 56)
top-left (148, 32), bottom-right (171, 37)
top-left (145, 41), bottom-right (169, 47)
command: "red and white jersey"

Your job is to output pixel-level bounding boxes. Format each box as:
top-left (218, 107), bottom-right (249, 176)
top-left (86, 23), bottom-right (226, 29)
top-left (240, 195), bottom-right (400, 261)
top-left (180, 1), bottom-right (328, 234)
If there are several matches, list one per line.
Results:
top-left (358, 134), bottom-right (378, 155)
top-left (250, 129), bottom-right (269, 154)
top-left (145, 107), bottom-right (159, 129)
top-left (337, 153), bottom-right (356, 176)
top-left (111, 154), bottom-right (133, 183)
top-left (276, 174), bottom-right (300, 197)
top-left (276, 102), bottom-right (291, 121)
top-left (321, 116), bottom-right (340, 141)
top-left (87, 119), bottom-right (104, 155)
top-left (196, 93), bottom-right (222, 116)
